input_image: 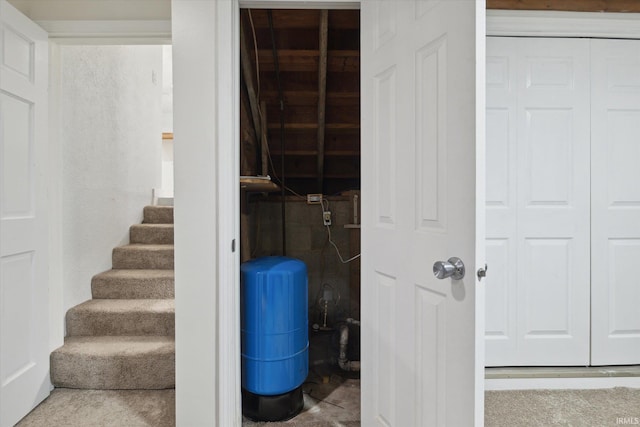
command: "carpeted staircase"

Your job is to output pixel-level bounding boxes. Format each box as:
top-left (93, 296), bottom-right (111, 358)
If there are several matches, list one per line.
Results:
top-left (50, 206), bottom-right (175, 390)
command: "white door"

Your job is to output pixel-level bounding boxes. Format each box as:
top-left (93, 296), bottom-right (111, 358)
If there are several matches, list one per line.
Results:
top-left (0, 2), bottom-right (50, 426)
top-left (361, 1), bottom-right (484, 425)
top-left (591, 39), bottom-right (640, 366)
top-left (485, 37), bottom-right (591, 366)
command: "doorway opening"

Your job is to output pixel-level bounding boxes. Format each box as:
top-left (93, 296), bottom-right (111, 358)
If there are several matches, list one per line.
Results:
top-left (238, 8), bottom-right (362, 424)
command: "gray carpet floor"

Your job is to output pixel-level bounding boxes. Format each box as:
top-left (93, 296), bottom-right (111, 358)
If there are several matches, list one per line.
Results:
top-left (15, 389), bottom-right (175, 427)
top-left (15, 386), bottom-right (640, 426)
top-left (486, 387), bottom-right (640, 427)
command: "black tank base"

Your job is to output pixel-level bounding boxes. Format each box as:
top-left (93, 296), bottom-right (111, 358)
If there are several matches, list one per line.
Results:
top-left (242, 386), bottom-right (304, 422)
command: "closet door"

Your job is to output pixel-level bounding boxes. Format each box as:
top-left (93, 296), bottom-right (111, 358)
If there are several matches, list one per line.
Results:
top-left (591, 39), bottom-right (640, 365)
top-left (486, 37), bottom-right (591, 366)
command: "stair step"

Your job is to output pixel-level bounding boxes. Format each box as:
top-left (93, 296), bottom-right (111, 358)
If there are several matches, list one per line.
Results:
top-left (143, 206), bottom-right (173, 224)
top-left (92, 269), bottom-right (175, 299)
top-left (130, 224), bottom-right (174, 244)
top-left (112, 244), bottom-right (174, 270)
top-left (66, 299), bottom-right (174, 336)
top-left (51, 336), bottom-right (175, 389)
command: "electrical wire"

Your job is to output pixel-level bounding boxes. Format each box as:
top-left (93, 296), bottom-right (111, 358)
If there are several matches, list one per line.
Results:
top-left (266, 9), bottom-right (287, 256)
top-left (248, 9), bottom-right (305, 201)
top-left (320, 199), bottom-right (361, 264)
top-left (247, 10), bottom-right (260, 101)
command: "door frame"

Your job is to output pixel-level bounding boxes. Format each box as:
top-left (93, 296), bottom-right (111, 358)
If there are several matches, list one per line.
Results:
top-left (214, 0), bottom-right (482, 424)
top-left (487, 9), bottom-right (640, 39)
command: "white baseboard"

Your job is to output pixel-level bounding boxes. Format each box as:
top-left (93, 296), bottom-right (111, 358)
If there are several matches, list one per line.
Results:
top-left (486, 377), bottom-right (640, 391)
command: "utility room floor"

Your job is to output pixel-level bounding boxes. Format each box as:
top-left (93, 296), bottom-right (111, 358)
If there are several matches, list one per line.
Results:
top-left (242, 369), bottom-right (361, 427)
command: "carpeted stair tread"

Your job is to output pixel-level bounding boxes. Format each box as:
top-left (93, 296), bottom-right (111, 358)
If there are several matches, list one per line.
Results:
top-left (52, 205), bottom-right (176, 392)
top-left (51, 336), bottom-right (175, 389)
top-left (143, 206), bottom-right (173, 224)
top-left (92, 269), bottom-right (175, 299)
top-left (130, 224), bottom-right (174, 244)
top-left (112, 244), bottom-right (174, 270)
top-left (66, 299), bottom-right (174, 336)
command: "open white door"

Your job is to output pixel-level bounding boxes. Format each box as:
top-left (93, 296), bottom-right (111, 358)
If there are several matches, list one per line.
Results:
top-left (0, 1), bottom-right (50, 426)
top-left (361, 1), bottom-right (485, 425)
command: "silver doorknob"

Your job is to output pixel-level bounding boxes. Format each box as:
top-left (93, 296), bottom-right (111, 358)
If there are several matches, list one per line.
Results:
top-left (433, 257), bottom-right (465, 280)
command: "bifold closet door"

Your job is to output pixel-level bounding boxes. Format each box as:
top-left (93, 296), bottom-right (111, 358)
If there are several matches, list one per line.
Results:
top-left (485, 37), bottom-right (591, 366)
top-left (591, 39), bottom-right (640, 366)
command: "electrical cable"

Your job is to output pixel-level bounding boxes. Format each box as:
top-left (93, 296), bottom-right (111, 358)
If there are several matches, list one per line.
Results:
top-left (247, 10), bottom-right (260, 101)
top-left (247, 10), bottom-right (304, 201)
top-left (320, 199), bottom-right (361, 264)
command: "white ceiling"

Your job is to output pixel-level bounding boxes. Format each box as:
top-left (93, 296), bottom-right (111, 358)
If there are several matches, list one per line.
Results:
top-left (7, 0), bottom-right (170, 21)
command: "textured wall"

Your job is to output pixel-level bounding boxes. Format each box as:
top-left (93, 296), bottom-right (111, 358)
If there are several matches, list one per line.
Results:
top-left (60, 45), bottom-right (162, 314)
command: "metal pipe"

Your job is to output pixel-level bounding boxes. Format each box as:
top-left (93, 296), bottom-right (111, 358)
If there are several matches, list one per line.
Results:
top-left (338, 324), bottom-right (360, 372)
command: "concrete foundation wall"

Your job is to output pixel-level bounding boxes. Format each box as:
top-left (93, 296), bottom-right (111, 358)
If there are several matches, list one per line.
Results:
top-left (250, 197), bottom-right (357, 326)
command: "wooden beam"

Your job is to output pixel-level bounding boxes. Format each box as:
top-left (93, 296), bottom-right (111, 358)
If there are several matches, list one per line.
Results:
top-left (240, 15), bottom-right (262, 140)
top-left (240, 79), bottom-right (258, 176)
top-left (316, 10), bottom-right (329, 193)
top-left (269, 149), bottom-right (361, 157)
top-left (249, 9), bottom-right (360, 29)
top-left (487, 0), bottom-right (640, 12)
top-left (257, 49), bottom-right (359, 72)
top-left (260, 101), bottom-right (269, 176)
top-left (261, 90), bottom-right (360, 107)
top-left (267, 123), bottom-right (360, 130)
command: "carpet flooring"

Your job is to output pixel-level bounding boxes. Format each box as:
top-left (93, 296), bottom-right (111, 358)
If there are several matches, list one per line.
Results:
top-left (15, 389), bottom-right (175, 427)
top-left (486, 387), bottom-right (640, 427)
top-left (15, 385), bottom-right (640, 426)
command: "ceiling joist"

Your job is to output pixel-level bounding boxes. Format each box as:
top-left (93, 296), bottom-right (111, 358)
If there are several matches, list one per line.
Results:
top-left (316, 10), bottom-right (329, 193)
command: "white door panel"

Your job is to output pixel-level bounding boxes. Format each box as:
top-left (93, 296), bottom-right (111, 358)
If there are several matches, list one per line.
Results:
top-left (591, 39), bottom-right (640, 365)
top-left (362, 1), bottom-right (484, 425)
top-left (485, 38), bottom-right (518, 364)
top-left (486, 37), bottom-right (590, 366)
top-left (0, 1), bottom-right (49, 426)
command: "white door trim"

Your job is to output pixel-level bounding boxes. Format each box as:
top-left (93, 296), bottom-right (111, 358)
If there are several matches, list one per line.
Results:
top-left (36, 20), bottom-right (171, 44)
top-left (217, 3), bottom-right (362, 424)
top-left (209, 1), bottom-right (485, 424)
top-left (487, 10), bottom-right (640, 39)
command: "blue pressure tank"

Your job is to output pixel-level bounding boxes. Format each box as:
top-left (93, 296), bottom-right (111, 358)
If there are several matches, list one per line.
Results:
top-left (240, 256), bottom-right (308, 421)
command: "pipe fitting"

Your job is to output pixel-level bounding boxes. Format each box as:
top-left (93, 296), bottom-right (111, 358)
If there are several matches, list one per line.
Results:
top-left (338, 324), bottom-right (360, 372)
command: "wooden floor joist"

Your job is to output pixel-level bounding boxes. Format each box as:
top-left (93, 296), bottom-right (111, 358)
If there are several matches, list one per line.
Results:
top-left (316, 10), bottom-right (329, 193)
top-left (240, 14), bottom-right (262, 142)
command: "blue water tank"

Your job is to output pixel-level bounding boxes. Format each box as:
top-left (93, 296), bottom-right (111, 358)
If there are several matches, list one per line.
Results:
top-left (241, 256), bottom-right (309, 401)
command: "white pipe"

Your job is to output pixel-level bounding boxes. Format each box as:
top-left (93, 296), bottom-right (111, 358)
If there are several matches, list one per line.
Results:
top-left (338, 324), bottom-right (361, 372)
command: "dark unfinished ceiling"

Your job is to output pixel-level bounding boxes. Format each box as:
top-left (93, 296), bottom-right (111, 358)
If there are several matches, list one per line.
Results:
top-left (240, 9), bottom-right (360, 196)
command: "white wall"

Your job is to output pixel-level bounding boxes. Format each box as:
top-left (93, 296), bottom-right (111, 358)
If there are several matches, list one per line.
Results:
top-left (173, 1), bottom-right (220, 423)
top-left (161, 45), bottom-right (174, 196)
top-left (59, 45), bottom-right (163, 313)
